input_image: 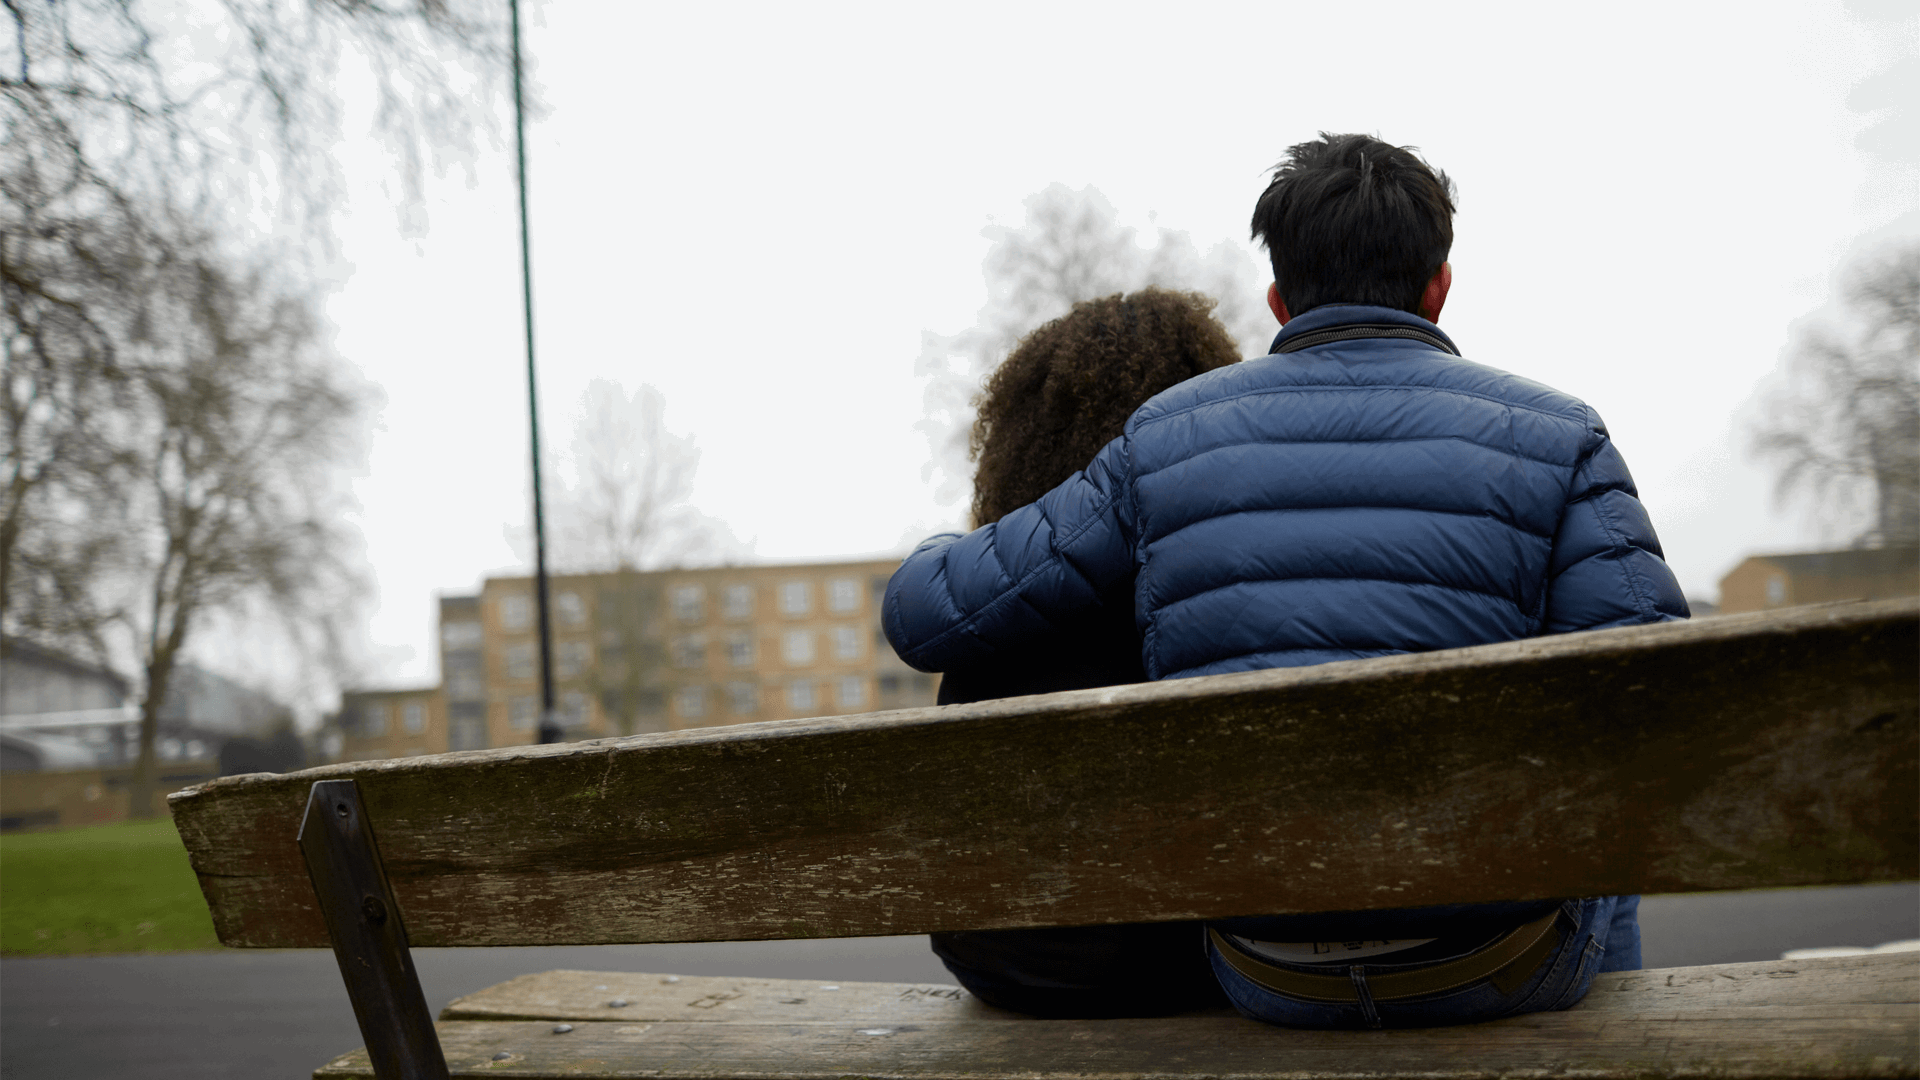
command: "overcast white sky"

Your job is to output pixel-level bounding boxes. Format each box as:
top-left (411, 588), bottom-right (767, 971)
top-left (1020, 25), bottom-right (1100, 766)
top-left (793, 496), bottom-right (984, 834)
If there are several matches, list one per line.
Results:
top-left (302, 0), bottom-right (1915, 686)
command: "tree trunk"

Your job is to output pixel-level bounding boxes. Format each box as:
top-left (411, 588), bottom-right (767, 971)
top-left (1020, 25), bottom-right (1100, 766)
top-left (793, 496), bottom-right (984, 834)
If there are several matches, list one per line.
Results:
top-left (129, 698), bottom-right (161, 819)
top-left (129, 637), bottom-right (182, 819)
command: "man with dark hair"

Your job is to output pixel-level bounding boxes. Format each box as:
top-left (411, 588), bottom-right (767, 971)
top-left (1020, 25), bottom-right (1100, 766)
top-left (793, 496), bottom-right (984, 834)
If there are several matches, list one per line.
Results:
top-left (1250, 132), bottom-right (1458, 318)
top-left (884, 133), bottom-right (1687, 1028)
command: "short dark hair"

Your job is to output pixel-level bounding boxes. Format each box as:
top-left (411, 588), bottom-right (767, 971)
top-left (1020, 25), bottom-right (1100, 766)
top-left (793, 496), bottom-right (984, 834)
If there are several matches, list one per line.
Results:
top-left (969, 287), bottom-right (1241, 527)
top-left (1249, 133), bottom-right (1455, 317)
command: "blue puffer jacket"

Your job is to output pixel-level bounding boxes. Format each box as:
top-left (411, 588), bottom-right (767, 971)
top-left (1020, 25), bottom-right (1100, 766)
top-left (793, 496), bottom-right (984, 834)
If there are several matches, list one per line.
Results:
top-left (886, 304), bottom-right (1687, 679)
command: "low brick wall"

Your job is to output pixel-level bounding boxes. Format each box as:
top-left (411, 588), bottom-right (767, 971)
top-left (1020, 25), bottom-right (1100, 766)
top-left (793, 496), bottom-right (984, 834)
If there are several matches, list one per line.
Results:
top-left (1, 763), bottom-right (219, 831)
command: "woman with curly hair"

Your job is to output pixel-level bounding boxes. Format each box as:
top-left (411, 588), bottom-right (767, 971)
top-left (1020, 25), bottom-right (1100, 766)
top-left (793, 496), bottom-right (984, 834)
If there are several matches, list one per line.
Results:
top-left (928, 286), bottom-right (1244, 1017)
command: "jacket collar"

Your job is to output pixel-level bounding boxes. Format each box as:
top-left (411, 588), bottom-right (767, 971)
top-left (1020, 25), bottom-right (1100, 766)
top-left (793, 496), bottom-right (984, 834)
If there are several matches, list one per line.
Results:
top-left (1266, 303), bottom-right (1460, 357)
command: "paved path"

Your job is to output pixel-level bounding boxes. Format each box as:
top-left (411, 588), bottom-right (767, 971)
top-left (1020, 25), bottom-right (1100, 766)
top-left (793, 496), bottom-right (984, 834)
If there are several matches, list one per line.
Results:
top-left (3, 883), bottom-right (1914, 1080)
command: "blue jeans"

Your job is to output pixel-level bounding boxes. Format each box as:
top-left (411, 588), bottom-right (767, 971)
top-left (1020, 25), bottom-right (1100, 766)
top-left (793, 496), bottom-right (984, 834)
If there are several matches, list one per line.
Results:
top-left (933, 896), bottom-right (1640, 1026)
top-left (1208, 896), bottom-right (1641, 1029)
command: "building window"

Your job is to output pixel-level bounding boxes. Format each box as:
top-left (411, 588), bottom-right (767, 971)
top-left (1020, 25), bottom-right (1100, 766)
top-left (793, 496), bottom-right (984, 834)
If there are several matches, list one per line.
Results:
top-left (782, 629), bottom-right (814, 665)
top-left (828, 578), bottom-right (860, 612)
top-left (831, 625), bottom-right (861, 660)
top-left (556, 591), bottom-right (586, 627)
top-left (509, 696), bottom-right (538, 730)
top-left (677, 685), bottom-right (707, 719)
top-left (1766, 574), bottom-right (1787, 605)
top-left (504, 643), bottom-right (535, 681)
top-left (558, 690), bottom-right (590, 729)
top-left (448, 669), bottom-right (484, 700)
top-left (726, 631), bottom-right (754, 667)
top-left (361, 703), bottom-right (389, 737)
top-left (722, 584), bottom-right (753, 619)
top-left (836, 676), bottom-right (865, 709)
top-left (673, 634), bottom-right (707, 668)
top-left (500, 594), bottom-right (532, 631)
top-left (727, 681), bottom-right (758, 715)
top-left (672, 585), bottom-right (705, 622)
top-left (877, 673), bottom-right (901, 696)
top-left (558, 640), bottom-right (592, 678)
top-left (787, 680), bottom-right (815, 712)
top-left (402, 702), bottom-right (426, 734)
top-left (440, 621), bottom-right (482, 648)
top-left (779, 580), bottom-right (811, 616)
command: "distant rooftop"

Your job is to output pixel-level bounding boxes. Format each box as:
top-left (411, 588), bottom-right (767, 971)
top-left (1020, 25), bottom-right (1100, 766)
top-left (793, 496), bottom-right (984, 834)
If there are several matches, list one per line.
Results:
top-left (1745, 547), bottom-right (1919, 578)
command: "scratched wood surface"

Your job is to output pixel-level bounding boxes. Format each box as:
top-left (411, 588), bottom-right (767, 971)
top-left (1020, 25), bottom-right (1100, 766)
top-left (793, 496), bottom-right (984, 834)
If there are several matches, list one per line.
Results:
top-left (438, 952), bottom-right (1918, 1023)
top-left (439, 971), bottom-right (1026, 1023)
top-left (173, 599), bottom-right (1918, 949)
top-left (315, 957), bottom-right (1919, 1079)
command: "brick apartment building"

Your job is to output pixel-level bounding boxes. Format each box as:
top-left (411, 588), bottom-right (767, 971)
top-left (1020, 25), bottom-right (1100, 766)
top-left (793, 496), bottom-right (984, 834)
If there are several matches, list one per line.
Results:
top-left (335, 558), bottom-right (937, 761)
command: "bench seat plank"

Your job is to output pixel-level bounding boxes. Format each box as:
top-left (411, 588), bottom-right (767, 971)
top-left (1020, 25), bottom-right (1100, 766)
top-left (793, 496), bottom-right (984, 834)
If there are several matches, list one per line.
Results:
top-left (174, 601), bottom-right (1918, 949)
top-left (315, 1009), bottom-right (1918, 1079)
top-left (436, 953), bottom-right (1919, 1024)
top-left (440, 971), bottom-right (1025, 1023)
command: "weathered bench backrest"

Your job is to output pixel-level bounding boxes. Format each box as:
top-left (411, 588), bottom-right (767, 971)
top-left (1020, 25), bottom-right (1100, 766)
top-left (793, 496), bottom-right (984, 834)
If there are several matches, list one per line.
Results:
top-left (170, 599), bottom-right (1918, 950)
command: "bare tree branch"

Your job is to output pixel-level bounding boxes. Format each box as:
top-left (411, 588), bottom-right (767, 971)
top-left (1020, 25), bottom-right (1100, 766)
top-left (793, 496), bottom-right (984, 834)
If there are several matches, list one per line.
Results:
top-left (915, 185), bottom-right (1271, 509)
top-left (103, 227), bottom-right (372, 814)
top-left (1754, 244), bottom-right (1920, 548)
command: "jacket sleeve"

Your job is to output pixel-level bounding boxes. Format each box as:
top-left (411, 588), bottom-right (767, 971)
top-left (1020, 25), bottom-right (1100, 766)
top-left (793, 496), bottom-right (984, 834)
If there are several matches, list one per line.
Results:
top-left (884, 434), bottom-right (1138, 672)
top-left (1543, 408), bottom-right (1691, 634)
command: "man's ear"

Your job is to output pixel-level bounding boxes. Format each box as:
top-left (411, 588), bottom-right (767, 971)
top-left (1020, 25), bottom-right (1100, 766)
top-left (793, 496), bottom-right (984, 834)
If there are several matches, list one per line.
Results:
top-left (1418, 262), bottom-right (1452, 323)
top-left (1267, 282), bottom-right (1291, 326)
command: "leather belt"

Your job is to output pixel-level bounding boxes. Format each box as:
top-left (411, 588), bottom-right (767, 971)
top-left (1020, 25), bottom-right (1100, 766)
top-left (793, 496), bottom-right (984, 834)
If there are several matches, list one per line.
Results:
top-left (1208, 906), bottom-right (1566, 1004)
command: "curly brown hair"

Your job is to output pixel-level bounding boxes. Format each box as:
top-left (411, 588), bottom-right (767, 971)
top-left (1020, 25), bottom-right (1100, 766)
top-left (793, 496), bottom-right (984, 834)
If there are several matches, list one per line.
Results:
top-left (969, 287), bottom-right (1243, 526)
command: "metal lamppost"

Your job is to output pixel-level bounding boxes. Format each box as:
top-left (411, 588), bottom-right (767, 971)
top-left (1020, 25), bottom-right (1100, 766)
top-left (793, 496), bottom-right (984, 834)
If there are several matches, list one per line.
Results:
top-left (509, 0), bottom-right (560, 745)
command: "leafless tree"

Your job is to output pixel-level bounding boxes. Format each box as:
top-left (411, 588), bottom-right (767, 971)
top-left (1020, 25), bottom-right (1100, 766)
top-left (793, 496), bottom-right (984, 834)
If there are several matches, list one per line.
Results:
top-left (2, 0), bottom-right (507, 247)
top-left (3, 0), bottom-right (510, 788)
top-left (3, 0), bottom-right (508, 631)
top-left (502, 380), bottom-right (747, 737)
top-left (506, 380), bottom-right (747, 573)
top-left (916, 184), bottom-right (1270, 510)
top-left (2, 205), bottom-right (140, 656)
top-left (111, 229), bottom-right (369, 815)
top-left (1754, 244), bottom-right (1920, 548)
top-left (556, 380), bottom-right (743, 572)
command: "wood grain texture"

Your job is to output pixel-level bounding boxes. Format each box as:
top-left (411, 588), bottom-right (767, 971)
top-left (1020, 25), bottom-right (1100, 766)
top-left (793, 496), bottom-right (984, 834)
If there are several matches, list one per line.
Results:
top-left (439, 971), bottom-right (1025, 1023)
top-left (1588, 951), bottom-right (1919, 1009)
top-left (174, 599), bottom-right (1920, 949)
top-left (438, 953), bottom-right (1919, 1023)
top-left (314, 1009), bottom-right (1920, 1079)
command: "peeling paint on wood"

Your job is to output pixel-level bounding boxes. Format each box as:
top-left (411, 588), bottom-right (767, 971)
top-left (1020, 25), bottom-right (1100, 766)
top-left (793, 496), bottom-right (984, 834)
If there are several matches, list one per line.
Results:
top-left (175, 600), bottom-right (1918, 950)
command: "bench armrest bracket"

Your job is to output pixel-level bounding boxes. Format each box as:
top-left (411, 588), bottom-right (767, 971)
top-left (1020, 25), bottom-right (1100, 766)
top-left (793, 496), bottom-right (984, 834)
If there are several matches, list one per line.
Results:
top-left (299, 779), bottom-right (449, 1080)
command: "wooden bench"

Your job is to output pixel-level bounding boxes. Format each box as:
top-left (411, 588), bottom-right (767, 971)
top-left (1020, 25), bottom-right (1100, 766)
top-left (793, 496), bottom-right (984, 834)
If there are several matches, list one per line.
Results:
top-left (170, 598), bottom-right (1920, 1079)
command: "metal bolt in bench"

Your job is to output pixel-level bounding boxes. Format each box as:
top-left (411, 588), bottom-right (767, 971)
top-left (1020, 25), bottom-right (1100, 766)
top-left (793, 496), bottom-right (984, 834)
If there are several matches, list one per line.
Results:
top-left (169, 598), bottom-right (1920, 1079)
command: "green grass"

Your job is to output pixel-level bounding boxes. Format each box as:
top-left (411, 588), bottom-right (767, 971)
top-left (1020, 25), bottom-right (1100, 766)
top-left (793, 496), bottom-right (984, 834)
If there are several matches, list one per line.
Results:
top-left (1, 818), bottom-right (220, 955)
